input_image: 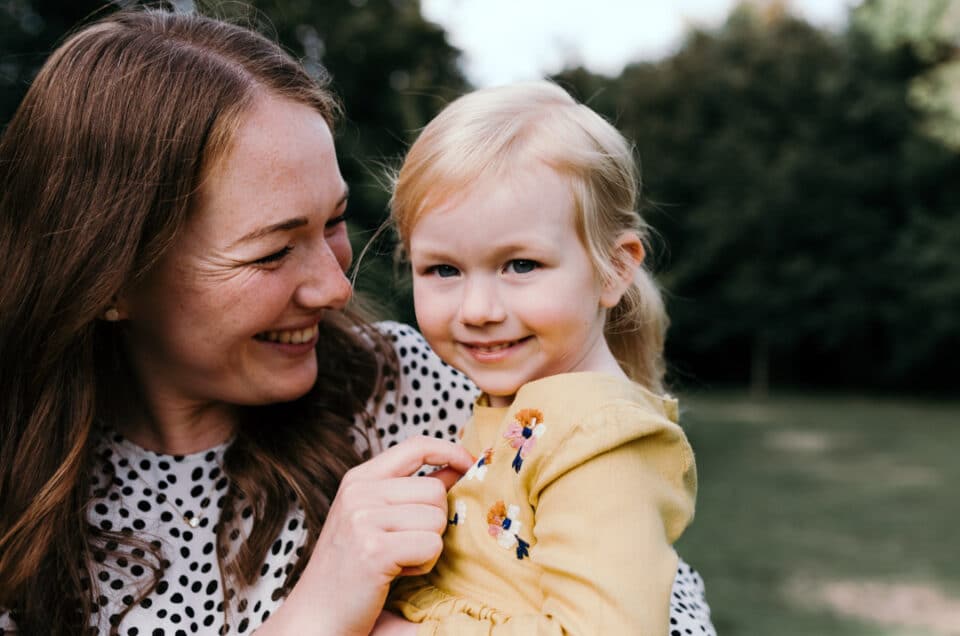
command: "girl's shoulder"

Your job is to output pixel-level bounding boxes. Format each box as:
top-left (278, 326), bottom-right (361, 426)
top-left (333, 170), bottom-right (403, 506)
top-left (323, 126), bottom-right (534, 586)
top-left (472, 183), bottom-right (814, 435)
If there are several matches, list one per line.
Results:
top-left (367, 321), bottom-right (477, 449)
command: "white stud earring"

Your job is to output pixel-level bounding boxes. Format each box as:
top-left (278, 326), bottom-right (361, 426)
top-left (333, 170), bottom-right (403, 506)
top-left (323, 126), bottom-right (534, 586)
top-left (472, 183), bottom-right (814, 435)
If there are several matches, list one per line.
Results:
top-left (104, 307), bottom-right (120, 322)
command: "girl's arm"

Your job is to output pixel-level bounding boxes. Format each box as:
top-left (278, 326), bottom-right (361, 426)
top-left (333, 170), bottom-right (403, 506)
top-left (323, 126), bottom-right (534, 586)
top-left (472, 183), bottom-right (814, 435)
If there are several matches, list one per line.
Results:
top-left (405, 407), bottom-right (697, 635)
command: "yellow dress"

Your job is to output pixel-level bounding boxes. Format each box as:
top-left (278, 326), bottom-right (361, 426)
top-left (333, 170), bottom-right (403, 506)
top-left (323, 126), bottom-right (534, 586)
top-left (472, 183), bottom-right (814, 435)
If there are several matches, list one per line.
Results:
top-left (388, 372), bottom-right (697, 635)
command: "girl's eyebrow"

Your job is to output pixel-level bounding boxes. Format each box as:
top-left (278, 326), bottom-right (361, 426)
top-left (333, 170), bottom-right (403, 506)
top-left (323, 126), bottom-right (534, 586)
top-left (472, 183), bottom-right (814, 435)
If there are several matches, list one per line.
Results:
top-left (228, 187), bottom-right (349, 248)
top-left (409, 245), bottom-right (454, 262)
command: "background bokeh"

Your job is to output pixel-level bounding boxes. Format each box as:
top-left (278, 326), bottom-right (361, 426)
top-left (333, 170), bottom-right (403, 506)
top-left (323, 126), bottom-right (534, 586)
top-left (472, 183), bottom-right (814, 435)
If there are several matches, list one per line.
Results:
top-left (3, 1), bottom-right (958, 633)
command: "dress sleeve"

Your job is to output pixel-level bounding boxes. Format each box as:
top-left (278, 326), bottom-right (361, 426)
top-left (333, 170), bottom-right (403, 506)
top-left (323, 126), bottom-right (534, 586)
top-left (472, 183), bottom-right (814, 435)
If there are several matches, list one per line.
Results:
top-left (416, 401), bottom-right (698, 636)
top-left (366, 322), bottom-right (477, 451)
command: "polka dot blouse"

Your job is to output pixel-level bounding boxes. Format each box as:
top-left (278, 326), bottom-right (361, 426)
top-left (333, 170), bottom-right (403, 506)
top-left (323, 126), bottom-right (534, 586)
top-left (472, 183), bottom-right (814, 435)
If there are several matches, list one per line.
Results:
top-left (0, 322), bottom-right (714, 635)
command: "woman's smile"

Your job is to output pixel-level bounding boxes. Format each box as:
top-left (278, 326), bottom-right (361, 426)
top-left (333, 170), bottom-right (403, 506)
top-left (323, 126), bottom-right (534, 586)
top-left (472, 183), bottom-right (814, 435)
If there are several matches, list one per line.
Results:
top-left (254, 323), bottom-right (320, 345)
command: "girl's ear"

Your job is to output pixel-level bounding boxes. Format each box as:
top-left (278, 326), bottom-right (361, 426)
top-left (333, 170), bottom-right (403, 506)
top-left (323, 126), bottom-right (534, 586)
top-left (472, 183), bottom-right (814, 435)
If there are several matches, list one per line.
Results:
top-left (600, 232), bottom-right (645, 309)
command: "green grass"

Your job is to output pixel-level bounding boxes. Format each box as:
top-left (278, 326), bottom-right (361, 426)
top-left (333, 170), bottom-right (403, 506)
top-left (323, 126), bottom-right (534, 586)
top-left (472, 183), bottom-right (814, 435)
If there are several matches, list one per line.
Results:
top-left (675, 391), bottom-right (960, 636)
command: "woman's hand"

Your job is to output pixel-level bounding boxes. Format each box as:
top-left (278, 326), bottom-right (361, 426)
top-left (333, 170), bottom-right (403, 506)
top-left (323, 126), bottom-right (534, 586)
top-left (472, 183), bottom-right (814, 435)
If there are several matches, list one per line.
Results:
top-left (256, 437), bottom-right (474, 636)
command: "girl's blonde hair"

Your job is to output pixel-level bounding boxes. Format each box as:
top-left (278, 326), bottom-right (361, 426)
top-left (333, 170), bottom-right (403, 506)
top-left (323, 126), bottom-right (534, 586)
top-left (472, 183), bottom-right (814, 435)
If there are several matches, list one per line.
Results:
top-left (391, 80), bottom-right (668, 392)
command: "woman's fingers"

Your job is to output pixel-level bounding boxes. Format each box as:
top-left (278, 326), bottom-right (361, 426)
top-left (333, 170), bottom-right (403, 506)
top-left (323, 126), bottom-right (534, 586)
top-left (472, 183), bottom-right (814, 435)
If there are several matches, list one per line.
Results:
top-left (345, 437), bottom-right (474, 483)
top-left (275, 440), bottom-right (473, 636)
top-left (368, 503), bottom-right (449, 534)
top-left (341, 526), bottom-right (444, 578)
top-left (375, 476), bottom-right (450, 506)
top-left (379, 530), bottom-right (444, 573)
top-left (425, 466), bottom-right (465, 490)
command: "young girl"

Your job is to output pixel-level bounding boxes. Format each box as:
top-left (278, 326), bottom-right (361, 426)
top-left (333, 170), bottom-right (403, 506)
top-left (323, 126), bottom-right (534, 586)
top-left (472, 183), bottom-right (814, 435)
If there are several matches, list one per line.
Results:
top-left (381, 81), bottom-right (699, 634)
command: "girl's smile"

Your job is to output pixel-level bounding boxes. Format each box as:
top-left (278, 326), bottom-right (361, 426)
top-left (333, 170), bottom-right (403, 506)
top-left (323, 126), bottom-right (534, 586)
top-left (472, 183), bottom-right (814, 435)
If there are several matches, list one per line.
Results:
top-left (459, 336), bottom-right (534, 362)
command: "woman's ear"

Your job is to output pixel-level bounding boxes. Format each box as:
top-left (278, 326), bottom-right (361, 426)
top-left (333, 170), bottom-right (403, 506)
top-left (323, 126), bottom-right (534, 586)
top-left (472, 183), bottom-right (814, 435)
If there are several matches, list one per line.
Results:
top-left (600, 232), bottom-right (645, 309)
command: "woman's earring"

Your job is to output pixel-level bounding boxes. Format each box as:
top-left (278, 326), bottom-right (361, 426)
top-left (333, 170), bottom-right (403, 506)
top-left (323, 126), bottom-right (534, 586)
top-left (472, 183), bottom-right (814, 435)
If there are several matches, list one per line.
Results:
top-left (104, 307), bottom-right (120, 322)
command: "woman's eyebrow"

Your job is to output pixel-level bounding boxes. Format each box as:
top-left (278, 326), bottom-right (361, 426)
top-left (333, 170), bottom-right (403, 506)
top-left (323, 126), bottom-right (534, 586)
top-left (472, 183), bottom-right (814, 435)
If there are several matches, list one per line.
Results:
top-left (228, 187), bottom-right (349, 248)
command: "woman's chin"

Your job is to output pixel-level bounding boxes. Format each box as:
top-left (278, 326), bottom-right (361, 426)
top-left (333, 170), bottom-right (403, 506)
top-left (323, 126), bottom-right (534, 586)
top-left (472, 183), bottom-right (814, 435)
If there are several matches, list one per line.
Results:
top-left (245, 361), bottom-right (318, 405)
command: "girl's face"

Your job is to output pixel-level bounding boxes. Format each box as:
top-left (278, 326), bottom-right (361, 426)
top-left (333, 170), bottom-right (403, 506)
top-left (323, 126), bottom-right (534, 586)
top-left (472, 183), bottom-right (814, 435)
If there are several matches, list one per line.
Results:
top-left (120, 96), bottom-right (353, 429)
top-left (409, 163), bottom-right (628, 406)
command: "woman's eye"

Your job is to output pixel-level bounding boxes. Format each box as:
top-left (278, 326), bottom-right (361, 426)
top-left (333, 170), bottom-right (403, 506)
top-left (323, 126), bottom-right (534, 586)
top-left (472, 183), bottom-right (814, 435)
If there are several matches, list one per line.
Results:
top-left (253, 246), bottom-right (293, 265)
top-left (427, 264), bottom-right (460, 278)
top-left (505, 259), bottom-right (538, 274)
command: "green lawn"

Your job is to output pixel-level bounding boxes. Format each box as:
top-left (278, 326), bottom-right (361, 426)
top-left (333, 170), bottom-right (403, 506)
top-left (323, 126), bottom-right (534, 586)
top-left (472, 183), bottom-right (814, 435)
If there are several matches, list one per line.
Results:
top-left (675, 392), bottom-right (960, 636)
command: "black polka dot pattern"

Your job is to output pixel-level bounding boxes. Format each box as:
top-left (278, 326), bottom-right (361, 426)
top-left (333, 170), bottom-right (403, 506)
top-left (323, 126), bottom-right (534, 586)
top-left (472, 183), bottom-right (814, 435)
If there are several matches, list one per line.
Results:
top-left (668, 561), bottom-right (716, 635)
top-left (0, 322), bottom-right (714, 634)
top-left (371, 322), bottom-right (474, 451)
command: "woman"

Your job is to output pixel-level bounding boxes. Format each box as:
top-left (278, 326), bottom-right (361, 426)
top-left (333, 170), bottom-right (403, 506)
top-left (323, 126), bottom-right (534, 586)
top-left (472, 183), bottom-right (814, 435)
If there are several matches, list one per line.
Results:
top-left (0, 7), bottom-right (713, 635)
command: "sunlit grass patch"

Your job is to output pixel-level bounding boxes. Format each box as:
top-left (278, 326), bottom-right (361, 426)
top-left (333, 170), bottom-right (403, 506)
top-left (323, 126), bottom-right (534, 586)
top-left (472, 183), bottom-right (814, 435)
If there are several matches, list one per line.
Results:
top-left (788, 577), bottom-right (960, 636)
top-left (675, 391), bottom-right (960, 635)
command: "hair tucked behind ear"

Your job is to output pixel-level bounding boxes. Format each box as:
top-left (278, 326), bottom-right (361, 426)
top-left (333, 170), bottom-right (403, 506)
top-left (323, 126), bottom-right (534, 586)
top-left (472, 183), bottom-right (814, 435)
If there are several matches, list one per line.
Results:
top-left (391, 80), bottom-right (667, 392)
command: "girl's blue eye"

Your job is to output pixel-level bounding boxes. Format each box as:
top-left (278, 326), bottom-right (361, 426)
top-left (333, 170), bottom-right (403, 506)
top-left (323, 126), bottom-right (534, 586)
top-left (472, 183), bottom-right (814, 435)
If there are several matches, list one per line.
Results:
top-left (429, 264), bottom-right (460, 278)
top-left (253, 246), bottom-right (293, 265)
top-left (506, 259), bottom-right (538, 274)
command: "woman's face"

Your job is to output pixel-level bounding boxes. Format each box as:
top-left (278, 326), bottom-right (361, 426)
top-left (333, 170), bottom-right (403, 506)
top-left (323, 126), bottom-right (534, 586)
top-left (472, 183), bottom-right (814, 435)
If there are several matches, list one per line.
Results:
top-left (120, 95), bottom-right (352, 416)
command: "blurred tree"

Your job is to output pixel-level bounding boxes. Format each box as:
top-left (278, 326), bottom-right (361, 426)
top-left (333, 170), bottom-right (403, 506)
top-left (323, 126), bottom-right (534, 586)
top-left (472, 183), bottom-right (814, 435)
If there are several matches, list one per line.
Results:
top-left (0, 0), bottom-right (112, 123)
top-left (854, 0), bottom-right (960, 150)
top-left (557, 3), bottom-right (960, 393)
top-left (850, 1), bottom-right (960, 387)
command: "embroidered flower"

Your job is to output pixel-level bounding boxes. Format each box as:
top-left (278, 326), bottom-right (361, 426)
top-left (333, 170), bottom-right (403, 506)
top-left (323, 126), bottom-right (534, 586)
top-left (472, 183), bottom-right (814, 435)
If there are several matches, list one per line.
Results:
top-left (464, 447), bottom-right (494, 481)
top-left (486, 500), bottom-right (530, 560)
top-left (503, 408), bottom-right (546, 473)
top-left (448, 499), bottom-right (467, 526)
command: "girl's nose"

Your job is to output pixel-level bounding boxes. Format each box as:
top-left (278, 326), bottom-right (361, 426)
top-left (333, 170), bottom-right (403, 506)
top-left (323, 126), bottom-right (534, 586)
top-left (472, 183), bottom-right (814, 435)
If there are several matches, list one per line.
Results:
top-left (458, 277), bottom-right (506, 326)
top-left (295, 241), bottom-right (353, 310)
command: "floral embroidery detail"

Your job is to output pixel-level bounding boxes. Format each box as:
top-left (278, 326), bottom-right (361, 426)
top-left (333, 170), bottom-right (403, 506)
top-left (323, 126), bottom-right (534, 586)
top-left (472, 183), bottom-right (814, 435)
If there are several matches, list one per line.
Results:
top-left (504, 408), bottom-right (546, 473)
top-left (464, 447), bottom-right (494, 481)
top-left (448, 500), bottom-right (467, 526)
top-left (486, 500), bottom-right (530, 560)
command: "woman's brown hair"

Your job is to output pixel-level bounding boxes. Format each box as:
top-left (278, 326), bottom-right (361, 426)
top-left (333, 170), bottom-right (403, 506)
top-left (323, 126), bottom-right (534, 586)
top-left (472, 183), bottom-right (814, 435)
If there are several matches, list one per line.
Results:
top-left (0, 8), bottom-right (390, 634)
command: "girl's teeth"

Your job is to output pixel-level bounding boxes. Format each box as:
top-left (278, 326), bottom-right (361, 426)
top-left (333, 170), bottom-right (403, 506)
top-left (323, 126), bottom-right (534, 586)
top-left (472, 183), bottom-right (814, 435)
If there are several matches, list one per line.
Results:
top-left (477, 342), bottom-right (512, 352)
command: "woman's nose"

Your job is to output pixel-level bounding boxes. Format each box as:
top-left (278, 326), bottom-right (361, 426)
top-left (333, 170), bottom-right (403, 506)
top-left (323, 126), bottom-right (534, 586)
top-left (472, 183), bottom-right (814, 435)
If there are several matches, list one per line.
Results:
top-left (295, 241), bottom-right (353, 310)
top-left (458, 277), bottom-right (506, 326)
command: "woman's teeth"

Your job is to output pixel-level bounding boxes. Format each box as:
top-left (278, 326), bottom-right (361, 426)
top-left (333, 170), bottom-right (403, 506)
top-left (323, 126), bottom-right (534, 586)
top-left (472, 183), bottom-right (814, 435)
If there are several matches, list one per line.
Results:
top-left (256, 324), bottom-right (319, 344)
